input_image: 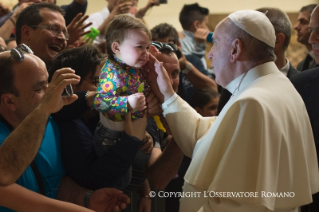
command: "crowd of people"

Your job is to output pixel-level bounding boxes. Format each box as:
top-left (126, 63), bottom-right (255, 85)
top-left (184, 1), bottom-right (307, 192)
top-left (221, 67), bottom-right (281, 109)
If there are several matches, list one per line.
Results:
top-left (0, 0), bottom-right (318, 212)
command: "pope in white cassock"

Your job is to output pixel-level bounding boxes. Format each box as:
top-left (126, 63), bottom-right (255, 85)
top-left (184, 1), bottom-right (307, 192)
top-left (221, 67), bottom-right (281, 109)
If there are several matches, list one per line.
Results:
top-left (146, 10), bottom-right (319, 212)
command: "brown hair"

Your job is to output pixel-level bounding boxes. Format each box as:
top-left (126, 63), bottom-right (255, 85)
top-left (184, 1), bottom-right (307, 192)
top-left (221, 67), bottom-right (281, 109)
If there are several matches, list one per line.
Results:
top-left (105, 14), bottom-right (151, 59)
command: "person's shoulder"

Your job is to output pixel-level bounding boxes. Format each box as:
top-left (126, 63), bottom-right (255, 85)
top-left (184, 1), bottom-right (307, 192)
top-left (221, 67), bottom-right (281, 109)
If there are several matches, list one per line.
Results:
top-left (287, 63), bottom-right (300, 79)
top-left (290, 66), bottom-right (319, 86)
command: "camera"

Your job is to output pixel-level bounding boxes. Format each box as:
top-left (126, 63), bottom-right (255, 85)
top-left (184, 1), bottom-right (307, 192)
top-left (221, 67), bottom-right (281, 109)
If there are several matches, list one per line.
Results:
top-left (62, 84), bottom-right (73, 96)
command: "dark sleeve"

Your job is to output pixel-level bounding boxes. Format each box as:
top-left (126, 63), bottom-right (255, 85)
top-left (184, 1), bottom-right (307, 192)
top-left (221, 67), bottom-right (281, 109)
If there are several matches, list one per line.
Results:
top-left (217, 88), bottom-right (232, 115)
top-left (290, 70), bottom-right (319, 168)
top-left (58, 119), bottom-right (144, 190)
top-left (51, 91), bottom-right (90, 122)
top-left (185, 54), bottom-right (208, 75)
top-left (60, 0), bottom-right (87, 26)
top-left (146, 117), bottom-right (159, 146)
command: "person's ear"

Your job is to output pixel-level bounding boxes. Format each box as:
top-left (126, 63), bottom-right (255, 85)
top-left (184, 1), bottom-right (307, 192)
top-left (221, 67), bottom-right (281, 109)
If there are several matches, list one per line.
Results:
top-left (1, 94), bottom-right (17, 112)
top-left (230, 38), bottom-right (242, 62)
top-left (21, 25), bottom-right (32, 42)
top-left (193, 20), bottom-right (200, 30)
top-left (111, 41), bottom-right (121, 55)
top-left (275, 33), bottom-right (285, 49)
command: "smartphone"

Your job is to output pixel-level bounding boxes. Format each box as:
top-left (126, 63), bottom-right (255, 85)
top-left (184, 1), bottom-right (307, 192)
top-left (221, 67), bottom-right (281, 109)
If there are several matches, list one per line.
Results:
top-left (158, 0), bottom-right (167, 4)
top-left (62, 84), bottom-right (73, 96)
top-left (206, 32), bottom-right (213, 43)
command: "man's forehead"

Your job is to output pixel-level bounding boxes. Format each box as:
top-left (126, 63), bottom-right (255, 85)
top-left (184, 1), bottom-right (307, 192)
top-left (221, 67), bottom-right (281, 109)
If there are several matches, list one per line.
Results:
top-left (39, 8), bottom-right (65, 24)
top-left (13, 54), bottom-right (46, 71)
top-left (214, 19), bottom-right (227, 36)
top-left (156, 53), bottom-right (178, 63)
top-left (156, 53), bottom-right (179, 70)
top-left (299, 10), bottom-right (311, 20)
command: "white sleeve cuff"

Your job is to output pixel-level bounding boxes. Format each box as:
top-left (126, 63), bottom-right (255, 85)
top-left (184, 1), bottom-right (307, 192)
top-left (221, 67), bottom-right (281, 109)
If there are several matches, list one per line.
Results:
top-left (162, 93), bottom-right (178, 111)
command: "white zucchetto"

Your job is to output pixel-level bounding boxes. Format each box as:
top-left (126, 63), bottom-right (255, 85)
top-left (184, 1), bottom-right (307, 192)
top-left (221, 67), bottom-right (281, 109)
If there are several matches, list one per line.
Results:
top-left (228, 10), bottom-right (276, 47)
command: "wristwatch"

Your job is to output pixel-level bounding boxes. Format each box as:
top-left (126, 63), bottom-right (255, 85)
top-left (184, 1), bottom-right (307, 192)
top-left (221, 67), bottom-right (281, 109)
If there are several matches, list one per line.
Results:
top-left (182, 62), bottom-right (193, 75)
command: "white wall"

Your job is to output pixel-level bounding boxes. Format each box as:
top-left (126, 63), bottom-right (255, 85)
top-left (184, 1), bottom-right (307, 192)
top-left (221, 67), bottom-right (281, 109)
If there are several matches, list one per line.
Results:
top-left (56, 0), bottom-right (319, 31)
top-left (2, 0), bottom-right (18, 8)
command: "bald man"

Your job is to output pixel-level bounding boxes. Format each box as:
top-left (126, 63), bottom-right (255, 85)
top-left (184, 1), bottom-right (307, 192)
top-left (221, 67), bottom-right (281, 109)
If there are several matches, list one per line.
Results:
top-left (0, 47), bottom-right (129, 212)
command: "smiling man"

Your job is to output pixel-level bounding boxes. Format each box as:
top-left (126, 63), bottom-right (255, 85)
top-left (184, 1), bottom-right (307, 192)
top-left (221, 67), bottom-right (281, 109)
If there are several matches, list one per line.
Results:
top-left (15, 3), bottom-right (67, 67)
top-left (147, 10), bottom-right (319, 212)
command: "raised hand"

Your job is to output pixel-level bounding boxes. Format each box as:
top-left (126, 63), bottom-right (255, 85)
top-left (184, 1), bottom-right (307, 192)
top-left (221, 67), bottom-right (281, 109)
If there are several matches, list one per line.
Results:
top-left (38, 68), bottom-right (80, 115)
top-left (67, 13), bottom-right (92, 45)
top-left (194, 28), bottom-right (210, 43)
top-left (111, 0), bottom-right (132, 16)
top-left (148, 0), bottom-right (160, 7)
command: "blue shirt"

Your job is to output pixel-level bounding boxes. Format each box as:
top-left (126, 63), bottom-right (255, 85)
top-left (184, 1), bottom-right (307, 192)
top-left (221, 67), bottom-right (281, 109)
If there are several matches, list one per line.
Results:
top-left (0, 117), bottom-right (66, 212)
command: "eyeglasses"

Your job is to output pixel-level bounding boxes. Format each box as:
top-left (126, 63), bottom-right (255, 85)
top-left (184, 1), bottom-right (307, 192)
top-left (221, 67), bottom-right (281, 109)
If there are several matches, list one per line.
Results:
top-left (10, 44), bottom-right (34, 62)
top-left (31, 25), bottom-right (70, 41)
top-left (83, 76), bottom-right (99, 87)
top-left (150, 41), bottom-right (182, 59)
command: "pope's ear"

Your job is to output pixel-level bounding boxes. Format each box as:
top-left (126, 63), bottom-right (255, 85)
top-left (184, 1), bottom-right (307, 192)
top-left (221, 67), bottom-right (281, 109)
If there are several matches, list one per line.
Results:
top-left (111, 41), bottom-right (121, 55)
top-left (230, 38), bottom-right (243, 62)
top-left (1, 94), bottom-right (17, 112)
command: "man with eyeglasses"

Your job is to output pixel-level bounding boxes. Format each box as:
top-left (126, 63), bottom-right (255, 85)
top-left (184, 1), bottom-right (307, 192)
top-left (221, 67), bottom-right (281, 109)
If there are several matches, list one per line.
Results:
top-left (14, 3), bottom-right (68, 67)
top-left (0, 46), bottom-right (130, 211)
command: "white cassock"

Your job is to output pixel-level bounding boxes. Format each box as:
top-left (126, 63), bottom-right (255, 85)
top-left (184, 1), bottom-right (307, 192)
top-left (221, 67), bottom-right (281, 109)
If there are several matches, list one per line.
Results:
top-left (162, 62), bottom-right (319, 212)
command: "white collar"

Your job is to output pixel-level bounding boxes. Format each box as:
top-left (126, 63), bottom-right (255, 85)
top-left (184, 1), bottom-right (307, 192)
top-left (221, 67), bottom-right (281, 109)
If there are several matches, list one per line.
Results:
top-left (225, 62), bottom-right (279, 97)
top-left (279, 58), bottom-right (290, 77)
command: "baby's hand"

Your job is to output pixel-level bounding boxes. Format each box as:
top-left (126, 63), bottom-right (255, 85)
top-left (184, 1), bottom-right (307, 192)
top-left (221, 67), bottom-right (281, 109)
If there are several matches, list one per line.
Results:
top-left (149, 45), bottom-right (161, 56)
top-left (128, 93), bottom-right (147, 111)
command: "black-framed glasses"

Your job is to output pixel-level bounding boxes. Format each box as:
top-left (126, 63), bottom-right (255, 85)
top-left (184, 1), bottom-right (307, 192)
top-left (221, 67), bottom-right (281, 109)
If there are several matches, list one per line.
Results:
top-left (10, 43), bottom-right (34, 62)
top-left (151, 41), bottom-right (182, 59)
top-left (83, 76), bottom-right (99, 87)
top-left (31, 25), bottom-right (70, 41)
